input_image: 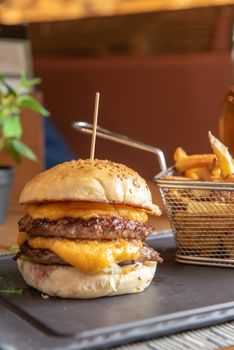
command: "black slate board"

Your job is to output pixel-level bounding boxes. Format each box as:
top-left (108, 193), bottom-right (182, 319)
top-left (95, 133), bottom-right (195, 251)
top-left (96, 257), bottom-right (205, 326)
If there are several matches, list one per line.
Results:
top-left (0, 233), bottom-right (234, 350)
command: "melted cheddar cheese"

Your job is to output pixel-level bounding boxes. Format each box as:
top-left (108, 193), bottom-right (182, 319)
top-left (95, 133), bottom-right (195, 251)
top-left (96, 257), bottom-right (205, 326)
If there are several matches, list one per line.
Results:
top-left (17, 232), bottom-right (142, 274)
top-left (17, 232), bottom-right (28, 246)
top-left (26, 201), bottom-right (148, 222)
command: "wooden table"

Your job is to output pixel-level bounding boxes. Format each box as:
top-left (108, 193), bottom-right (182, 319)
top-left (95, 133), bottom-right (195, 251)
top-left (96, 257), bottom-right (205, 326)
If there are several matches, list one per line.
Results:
top-left (0, 209), bottom-right (171, 255)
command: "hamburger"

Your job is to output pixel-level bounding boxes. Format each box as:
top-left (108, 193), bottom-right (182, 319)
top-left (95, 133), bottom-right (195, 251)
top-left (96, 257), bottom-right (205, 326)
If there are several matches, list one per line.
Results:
top-left (15, 159), bottom-right (162, 299)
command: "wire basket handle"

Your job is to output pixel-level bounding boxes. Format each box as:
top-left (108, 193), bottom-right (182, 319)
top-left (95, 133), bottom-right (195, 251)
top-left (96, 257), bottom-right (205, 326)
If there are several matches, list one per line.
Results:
top-left (72, 121), bottom-right (167, 172)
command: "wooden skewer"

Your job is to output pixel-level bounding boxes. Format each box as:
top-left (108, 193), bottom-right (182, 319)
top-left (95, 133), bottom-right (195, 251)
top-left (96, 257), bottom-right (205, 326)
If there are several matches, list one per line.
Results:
top-left (90, 92), bottom-right (100, 160)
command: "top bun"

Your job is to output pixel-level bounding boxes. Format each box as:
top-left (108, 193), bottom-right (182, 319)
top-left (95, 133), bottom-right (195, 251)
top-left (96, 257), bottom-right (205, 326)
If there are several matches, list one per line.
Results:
top-left (19, 159), bottom-right (160, 215)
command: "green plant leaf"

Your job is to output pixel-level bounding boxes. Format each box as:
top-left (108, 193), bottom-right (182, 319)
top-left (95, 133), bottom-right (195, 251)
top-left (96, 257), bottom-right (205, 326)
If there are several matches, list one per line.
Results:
top-left (16, 95), bottom-right (50, 116)
top-left (10, 106), bottom-right (20, 115)
top-left (0, 72), bottom-right (16, 95)
top-left (0, 288), bottom-right (24, 295)
top-left (29, 78), bottom-right (41, 85)
top-left (0, 106), bottom-right (11, 119)
top-left (20, 74), bottom-right (41, 89)
top-left (0, 72), bottom-right (5, 82)
top-left (0, 72), bottom-right (47, 164)
top-left (6, 84), bottom-right (16, 96)
top-left (12, 139), bottom-right (37, 161)
top-left (6, 141), bottom-right (21, 163)
top-left (2, 116), bottom-right (22, 138)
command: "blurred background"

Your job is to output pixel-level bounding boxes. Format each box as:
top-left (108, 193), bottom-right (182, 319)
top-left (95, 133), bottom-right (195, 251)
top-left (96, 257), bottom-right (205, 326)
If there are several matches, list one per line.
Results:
top-left (1, 0), bottom-right (234, 209)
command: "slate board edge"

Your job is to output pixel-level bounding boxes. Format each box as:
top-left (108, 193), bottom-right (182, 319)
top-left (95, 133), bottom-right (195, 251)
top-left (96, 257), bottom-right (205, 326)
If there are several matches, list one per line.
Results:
top-left (1, 301), bottom-right (234, 350)
top-left (76, 303), bottom-right (234, 350)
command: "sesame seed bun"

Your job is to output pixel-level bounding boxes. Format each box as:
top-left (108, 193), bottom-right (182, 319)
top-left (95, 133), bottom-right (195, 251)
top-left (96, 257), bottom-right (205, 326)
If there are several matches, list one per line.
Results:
top-left (19, 159), bottom-right (160, 216)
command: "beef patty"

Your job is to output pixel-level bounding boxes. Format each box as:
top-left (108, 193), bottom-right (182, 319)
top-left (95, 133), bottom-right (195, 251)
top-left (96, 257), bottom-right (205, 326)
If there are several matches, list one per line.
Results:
top-left (19, 215), bottom-right (154, 240)
top-left (16, 242), bottom-right (163, 266)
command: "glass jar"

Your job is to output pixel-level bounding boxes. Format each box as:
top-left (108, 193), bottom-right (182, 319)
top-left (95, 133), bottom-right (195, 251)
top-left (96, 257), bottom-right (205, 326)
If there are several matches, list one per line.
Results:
top-left (219, 87), bottom-right (234, 157)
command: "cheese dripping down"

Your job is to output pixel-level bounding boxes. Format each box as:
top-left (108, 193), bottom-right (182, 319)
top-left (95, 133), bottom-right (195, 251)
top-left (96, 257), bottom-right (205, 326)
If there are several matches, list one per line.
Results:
top-left (17, 232), bottom-right (142, 274)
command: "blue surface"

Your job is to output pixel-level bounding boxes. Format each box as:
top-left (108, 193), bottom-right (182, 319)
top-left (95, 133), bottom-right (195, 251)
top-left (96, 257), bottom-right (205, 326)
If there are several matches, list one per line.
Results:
top-left (44, 118), bottom-right (75, 169)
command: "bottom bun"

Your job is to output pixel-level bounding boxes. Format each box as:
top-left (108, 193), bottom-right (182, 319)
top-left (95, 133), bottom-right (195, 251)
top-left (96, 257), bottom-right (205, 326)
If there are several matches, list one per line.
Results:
top-left (17, 259), bottom-right (157, 299)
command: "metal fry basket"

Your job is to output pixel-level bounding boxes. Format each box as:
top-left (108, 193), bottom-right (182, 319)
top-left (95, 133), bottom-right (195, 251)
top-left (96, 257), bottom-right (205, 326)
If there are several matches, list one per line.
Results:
top-left (155, 170), bottom-right (234, 268)
top-left (72, 121), bottom-right (234, 268)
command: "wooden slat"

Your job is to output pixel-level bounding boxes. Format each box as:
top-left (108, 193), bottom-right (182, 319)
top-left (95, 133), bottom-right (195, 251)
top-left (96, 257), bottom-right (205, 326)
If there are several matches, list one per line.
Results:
top-left (29, 5), bottom-right (234, 57)
top-left (1, 0), bottom-right (234, 24)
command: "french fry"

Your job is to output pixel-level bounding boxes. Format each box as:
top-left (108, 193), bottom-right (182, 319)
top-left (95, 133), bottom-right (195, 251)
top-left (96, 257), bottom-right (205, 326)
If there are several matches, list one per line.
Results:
top-left (208, 131), bottom-right (234, 178)
top-left (185, 167), bottom-right (212, 181)
top-left (210, 165), bottom-right (221, 179)
top-left (174, 147), bottom-right (187, 162)
top-left (222, 174), bottom-right (234, 182)
top-left (175, 154), bottom-right (216, 173)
